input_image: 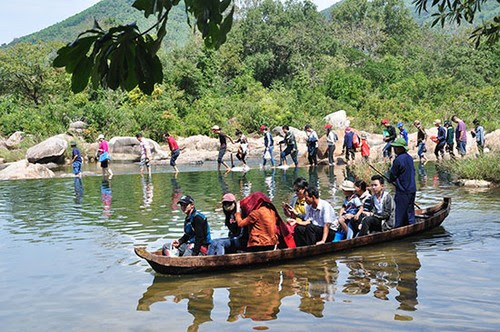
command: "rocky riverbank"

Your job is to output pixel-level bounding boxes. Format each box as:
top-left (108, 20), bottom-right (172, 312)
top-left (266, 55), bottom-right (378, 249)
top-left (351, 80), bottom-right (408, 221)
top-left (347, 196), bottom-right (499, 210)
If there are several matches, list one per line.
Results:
top-left (1, 112), bottom-right (499, 181)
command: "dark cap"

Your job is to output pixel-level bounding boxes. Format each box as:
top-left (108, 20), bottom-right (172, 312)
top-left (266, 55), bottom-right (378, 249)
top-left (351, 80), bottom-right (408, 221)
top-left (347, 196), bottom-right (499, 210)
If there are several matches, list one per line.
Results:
top-left (177, 195), bottom-right (194, 205)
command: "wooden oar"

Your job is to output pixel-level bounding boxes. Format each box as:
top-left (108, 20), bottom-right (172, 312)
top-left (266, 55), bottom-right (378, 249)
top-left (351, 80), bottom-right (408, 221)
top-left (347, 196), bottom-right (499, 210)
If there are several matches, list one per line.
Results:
top-left (368, 163), bottom-right (422, 210)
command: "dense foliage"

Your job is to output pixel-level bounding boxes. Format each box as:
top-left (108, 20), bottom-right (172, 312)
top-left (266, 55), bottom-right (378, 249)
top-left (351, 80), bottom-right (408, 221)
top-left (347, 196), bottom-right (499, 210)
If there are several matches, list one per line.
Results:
top-left (439, 154), bottom-right (500, 183)
top-left (0, 0), bottom-right (498, 143)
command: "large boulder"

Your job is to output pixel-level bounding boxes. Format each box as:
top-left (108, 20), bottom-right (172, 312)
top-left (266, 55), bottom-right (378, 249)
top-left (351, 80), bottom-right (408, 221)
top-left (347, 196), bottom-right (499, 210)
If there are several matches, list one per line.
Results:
top-left (0, 159), bottom-right (55, 180)
top-left (177, 135), bottom-right (219, 152)
top-left (26, 134), bottom-right (68, 164)
top-left (485, 129), bottom-right (500, 153)
top-left (109, 136), bottom-right (169, 161)
top-left (4, 131), bottom-right (25, 150)
top-left (324, 110), bottom-right (349, 129)
top-left (68, 121), bottom-right (87, 135)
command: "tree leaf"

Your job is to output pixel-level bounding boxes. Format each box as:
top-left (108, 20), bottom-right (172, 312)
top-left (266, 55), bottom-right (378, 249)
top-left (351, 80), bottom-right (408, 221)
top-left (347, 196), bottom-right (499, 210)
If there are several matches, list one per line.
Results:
top-left (71, 56), bottom-right (92, 93)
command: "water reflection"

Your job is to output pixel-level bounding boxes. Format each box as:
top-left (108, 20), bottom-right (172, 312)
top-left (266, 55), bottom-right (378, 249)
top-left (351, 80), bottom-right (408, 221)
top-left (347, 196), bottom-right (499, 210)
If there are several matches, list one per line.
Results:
top-left (218, 171), bottom-right (230, 194)
top-left (137, 241), bottom-right (422, 328)
top-left (418, 163), bottom-right (428, 187)
top-left (170, 174), bottom-right (182, 211)
top-left (141, 176), bottom-right (154, 209)
top-left (100, 179), bottom-right (112, 218)
top-left (73, 177), bottom-right (84, 204)
top-left (263, 169), bottom-right (276, 200)
top-left (239, 173), bottom-right (252, 198)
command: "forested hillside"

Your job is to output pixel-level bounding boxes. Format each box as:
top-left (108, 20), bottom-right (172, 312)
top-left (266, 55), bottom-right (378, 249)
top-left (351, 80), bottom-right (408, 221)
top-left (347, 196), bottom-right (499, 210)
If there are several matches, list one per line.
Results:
top-left (0, 0), bottom-right (498, 145)
top-left (322, 0), bottom-right (500, 27)
top-left (8, 0), bottom-right (190, 49)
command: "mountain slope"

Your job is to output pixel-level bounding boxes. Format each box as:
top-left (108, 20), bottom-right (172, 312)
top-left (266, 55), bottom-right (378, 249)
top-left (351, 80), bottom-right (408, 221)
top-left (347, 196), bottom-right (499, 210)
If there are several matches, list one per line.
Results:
top-left (9, 0), bottom-right (190, 49)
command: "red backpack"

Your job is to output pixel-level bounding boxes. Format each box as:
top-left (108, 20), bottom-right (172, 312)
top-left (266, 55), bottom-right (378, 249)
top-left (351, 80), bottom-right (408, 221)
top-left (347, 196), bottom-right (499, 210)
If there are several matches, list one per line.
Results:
top-left (352, 133), bottom-right (361, 149)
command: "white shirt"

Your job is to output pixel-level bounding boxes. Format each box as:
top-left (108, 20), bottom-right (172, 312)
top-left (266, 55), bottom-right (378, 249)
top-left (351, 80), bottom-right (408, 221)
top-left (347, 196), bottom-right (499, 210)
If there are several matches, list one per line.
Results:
top-left (327, 131), bottom-right (337, 145)
top-left (304, 199), bottom-right (336, 229)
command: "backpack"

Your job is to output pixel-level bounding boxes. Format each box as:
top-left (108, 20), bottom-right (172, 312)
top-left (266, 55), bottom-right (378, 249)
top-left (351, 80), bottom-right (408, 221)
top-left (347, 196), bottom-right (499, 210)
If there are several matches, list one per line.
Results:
top-left (352, 134), bottom-right (361, 149)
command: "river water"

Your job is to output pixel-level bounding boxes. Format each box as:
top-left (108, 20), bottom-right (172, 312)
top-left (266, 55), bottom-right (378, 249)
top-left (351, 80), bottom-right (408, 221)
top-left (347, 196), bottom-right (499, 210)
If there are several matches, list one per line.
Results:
top-left (1, 162), bottom-right (499, 331)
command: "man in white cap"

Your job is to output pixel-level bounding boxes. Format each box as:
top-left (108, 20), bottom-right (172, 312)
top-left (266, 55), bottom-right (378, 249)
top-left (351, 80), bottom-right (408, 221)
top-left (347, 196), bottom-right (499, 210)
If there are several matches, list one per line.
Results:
top-left (335, 180), bottom-right (363, 240)
top-left (211, 125), bottom-right (234, 171)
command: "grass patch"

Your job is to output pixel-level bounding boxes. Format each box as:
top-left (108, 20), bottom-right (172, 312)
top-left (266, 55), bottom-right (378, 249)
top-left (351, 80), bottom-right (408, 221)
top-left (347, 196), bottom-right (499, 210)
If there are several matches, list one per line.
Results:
top-left (351, 161), bottom-right (392, 183)
top-left (438, 154), bottom-right (500, 183)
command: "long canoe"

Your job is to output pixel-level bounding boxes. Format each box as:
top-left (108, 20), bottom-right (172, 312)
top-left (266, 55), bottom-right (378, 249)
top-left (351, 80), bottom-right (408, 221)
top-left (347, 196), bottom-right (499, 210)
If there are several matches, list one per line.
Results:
top-left (135, 197), bottom-right (451, 275)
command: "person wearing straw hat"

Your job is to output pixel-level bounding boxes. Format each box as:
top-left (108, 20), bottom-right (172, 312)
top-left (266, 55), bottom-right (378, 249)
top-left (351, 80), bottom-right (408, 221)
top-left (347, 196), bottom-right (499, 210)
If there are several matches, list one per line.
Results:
top-left (433, 119), bottom-right (446, 161)
top-left (389, 137), bottom-right (416, 228)
top-left (334, 180), bottom-right (363, 241)
top-left (211, 125), bottom-right (234, 171)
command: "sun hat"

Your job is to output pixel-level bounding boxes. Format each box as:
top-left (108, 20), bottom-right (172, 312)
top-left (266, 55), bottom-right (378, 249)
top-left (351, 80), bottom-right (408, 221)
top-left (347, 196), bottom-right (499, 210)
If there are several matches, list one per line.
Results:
top-left (345, 127), bottom-right (351, 132)
top-left (380, 118), bottom-right (389, 125)
top-left (177, 195), bottom-right (195, 205)
top-left (391, 137), bottom-right (409, 150)
top-left (70, 141), bottom-right (77, 146)
top-left (222, 193), bottom-right (236, 202)
top-left (211, 125), bottom-right (220, 131)
top-left (361, 133), bottom-right (367, 139)
top-left (397, 122), bottom-right (404, 128)
top-left (413, 120), bottom-right (421, 126)
top-left (97, 134), bottom-right (104, 140)
top-left (341, 180), bottom-right (356, 191)
top-left (324, 123), bottom-right (332, 129)
top-left (433, 119), bottom-right (441, 125)
top-left (260, 124), bottom-right (266, 132)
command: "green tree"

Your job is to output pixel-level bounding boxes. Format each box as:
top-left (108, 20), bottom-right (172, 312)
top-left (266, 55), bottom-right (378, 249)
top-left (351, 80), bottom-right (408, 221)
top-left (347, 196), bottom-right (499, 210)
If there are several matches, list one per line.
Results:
top-left (0, 42), bottom-right (68, 106)
top-left (53, 0), bottom-right (236, 95)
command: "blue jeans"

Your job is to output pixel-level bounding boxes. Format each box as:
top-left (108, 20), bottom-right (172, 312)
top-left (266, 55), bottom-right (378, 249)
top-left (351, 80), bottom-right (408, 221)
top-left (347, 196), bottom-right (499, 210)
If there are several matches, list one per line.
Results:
top-left (72, 161), bottom-right (82, 175)
top-left (417, 142), bottom-right (426, 158)
top-left (394, 192), bottom-right (416, 227)
top-left (383, 142), bottom-right (393, 158)
top-left (217, 148), bottom-right (226, 164)
top-left (281, 146), bottom-right (298, 166)
top-left (262, 146), bottom-right (275, 166)
top-left (457, 141), bottom-right (467, 156)
top-left (207, 234), bottom-right (245, 255)
top-left (170, 149), bottom-right (180, 166)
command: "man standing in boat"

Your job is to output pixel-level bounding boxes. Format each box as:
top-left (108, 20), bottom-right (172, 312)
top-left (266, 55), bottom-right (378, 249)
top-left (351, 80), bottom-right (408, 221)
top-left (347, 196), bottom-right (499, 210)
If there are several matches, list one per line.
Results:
top-left (171, 195), bottom-right (212, 256)
top-left (389, 138), bottom-right (416, 228)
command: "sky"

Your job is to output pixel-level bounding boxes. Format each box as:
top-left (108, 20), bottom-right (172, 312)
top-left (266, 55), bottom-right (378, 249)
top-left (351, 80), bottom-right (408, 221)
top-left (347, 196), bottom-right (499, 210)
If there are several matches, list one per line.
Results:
top-left (0, 0), bottom-right (338, 45)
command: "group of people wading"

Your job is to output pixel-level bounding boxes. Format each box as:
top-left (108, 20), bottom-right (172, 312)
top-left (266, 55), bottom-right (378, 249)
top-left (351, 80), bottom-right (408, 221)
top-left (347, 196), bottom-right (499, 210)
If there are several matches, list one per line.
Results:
top-left (163, 136), bottom-right (417, 257)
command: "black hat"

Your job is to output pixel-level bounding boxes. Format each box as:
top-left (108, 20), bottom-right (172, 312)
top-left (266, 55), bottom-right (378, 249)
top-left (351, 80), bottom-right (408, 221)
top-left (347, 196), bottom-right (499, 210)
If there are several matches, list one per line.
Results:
top-left (177, 195), bottom-right (194, 205)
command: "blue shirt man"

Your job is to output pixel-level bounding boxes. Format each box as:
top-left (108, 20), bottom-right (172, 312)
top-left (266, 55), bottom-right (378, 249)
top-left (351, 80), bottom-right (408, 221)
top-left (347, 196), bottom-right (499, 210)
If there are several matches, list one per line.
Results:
top-left (389, 138), bottom-right (416, 227)
top-left (397, 122), bottom-right (409, 145)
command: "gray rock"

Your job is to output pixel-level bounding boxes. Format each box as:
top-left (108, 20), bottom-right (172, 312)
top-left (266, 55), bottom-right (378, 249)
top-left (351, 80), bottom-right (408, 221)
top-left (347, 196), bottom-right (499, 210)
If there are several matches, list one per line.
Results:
top-left (108, 136), bottom-right (169, 162)
top-left (26, 134), bottom-right (68, 164)
top-left (0, 159), bottom-right (55, 180)
top-left (4, 131), bottom-right (24, 150)
top-left (324, 110), bottom-right (349, 130)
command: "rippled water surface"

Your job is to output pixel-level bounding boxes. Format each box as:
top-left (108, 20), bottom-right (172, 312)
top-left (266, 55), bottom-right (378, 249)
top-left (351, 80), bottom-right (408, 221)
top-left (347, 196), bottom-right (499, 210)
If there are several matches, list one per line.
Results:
top-left (1, 163), bottom-right (499, 331)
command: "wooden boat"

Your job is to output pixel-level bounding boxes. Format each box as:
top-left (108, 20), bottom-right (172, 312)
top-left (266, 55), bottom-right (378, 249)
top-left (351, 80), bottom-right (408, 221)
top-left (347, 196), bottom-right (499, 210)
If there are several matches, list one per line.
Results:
top-left (135, 197), bottom-right (451, 275)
